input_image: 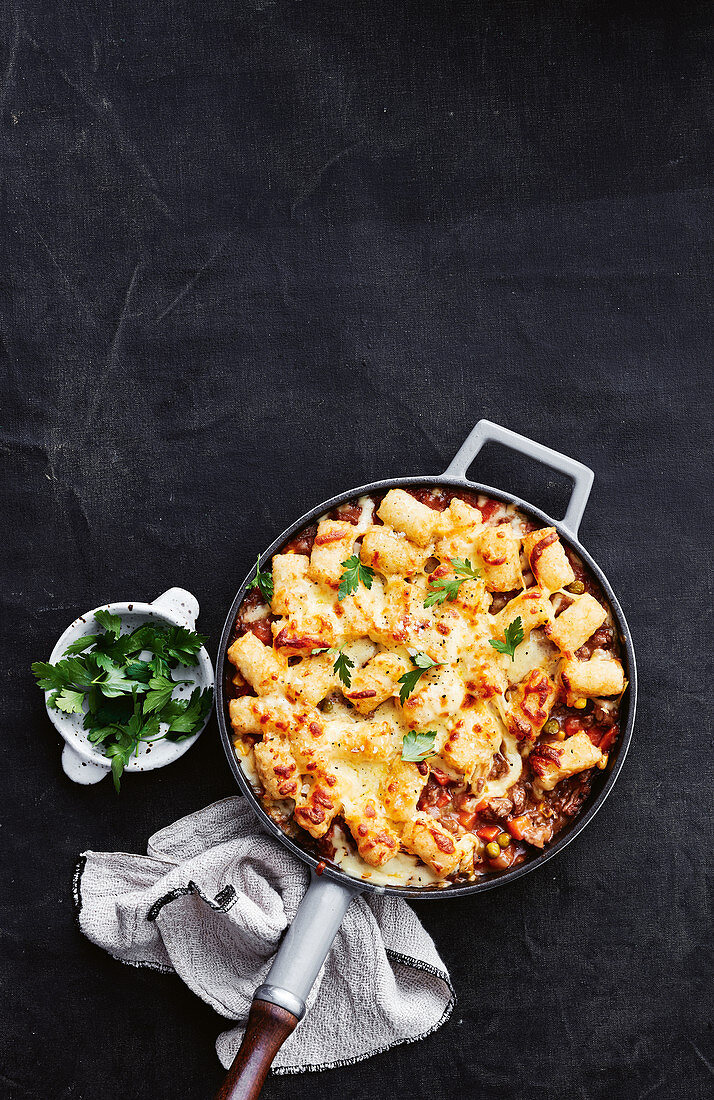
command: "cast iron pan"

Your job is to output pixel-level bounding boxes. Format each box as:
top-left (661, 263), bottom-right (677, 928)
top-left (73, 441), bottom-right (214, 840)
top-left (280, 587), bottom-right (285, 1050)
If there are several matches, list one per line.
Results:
top-left (214, 420), bottom-right (637, 1100)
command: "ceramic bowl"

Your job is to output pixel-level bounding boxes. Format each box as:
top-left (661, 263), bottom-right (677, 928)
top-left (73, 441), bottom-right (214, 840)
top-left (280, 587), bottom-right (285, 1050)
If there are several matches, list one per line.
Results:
top-left (43, 587), bottom-right (214, 784)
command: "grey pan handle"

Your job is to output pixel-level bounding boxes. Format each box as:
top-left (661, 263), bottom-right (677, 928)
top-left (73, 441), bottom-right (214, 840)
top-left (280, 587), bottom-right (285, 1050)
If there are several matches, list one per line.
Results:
top-left (256, 871), bottom-right (361, 1017)
top-left (215, 873), bottom-right (361, 1099)
top-left (444, 419), bottom-right (594, 537)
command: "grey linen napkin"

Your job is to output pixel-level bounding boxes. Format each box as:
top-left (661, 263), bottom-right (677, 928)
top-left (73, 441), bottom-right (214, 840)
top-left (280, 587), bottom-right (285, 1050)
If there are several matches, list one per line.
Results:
top-left (74, 797), bottom-right (454, 1074)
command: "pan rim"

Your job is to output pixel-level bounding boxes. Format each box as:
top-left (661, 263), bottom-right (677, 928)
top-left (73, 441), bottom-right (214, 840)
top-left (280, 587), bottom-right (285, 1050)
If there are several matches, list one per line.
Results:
top-left (215, 475), bottom-right (637, 900)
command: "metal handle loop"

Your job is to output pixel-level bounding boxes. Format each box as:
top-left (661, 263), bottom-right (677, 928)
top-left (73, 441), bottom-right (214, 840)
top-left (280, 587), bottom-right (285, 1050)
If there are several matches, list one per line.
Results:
top-left (444, 419), bottom-right (593, 536)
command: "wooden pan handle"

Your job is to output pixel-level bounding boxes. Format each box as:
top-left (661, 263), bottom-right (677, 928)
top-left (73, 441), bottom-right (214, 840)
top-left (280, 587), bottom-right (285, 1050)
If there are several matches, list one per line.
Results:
top-left (214, 999), bottom-right (298, 1100)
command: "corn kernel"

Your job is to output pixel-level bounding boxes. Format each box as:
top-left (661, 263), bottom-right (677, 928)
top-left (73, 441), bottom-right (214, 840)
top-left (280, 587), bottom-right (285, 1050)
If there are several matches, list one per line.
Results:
top-left (573, 698), bottom-right (588, 709)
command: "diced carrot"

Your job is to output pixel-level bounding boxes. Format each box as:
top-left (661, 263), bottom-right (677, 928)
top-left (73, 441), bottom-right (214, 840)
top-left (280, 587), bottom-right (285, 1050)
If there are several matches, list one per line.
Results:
top-left (507, 815), bottom-right (529, 840)
top-left (476, 825), bottom-right (500, 841)
top-left (587, 722), bottom-right (618, 751)
top-left (458, 809), bottom-right (478, 831)
top-left (598, 726), bottom-right (618, 752)
top-left (431, 769), bottom-right (451, 786)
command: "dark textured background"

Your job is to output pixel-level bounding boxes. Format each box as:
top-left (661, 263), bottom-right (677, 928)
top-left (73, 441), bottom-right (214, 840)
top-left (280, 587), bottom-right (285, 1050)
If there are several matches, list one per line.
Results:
top-left (1, 1), bottom-right (712, 1097)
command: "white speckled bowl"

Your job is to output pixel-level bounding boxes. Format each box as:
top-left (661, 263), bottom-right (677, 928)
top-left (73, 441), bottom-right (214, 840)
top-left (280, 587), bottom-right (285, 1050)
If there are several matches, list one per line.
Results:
top-left (44, 587), bottom-right (214, 785)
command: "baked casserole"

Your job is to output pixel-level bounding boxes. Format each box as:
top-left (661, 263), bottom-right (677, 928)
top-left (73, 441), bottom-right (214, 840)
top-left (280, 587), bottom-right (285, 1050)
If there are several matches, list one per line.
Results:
top-left (227, 488), bottom-right (626, 888)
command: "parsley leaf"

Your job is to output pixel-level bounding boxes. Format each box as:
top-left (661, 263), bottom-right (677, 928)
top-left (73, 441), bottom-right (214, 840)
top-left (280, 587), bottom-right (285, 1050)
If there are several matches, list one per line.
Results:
top-left (149, 653), bottom-right (170, 679)
top-left (110, 752), bottom-right (126, 793)
top-left (97, 659), bottom-right (135, 698)
top-left (424, 559), bottom-right (482, 607)
top-left (92, 651), bottom-right (114, 671)
top-left (452, 557), bottom-right (482, 578)
top-left (398, 652), bottom-right (438, 705)
top-left (123, 659), bottom-right (153, 684)
top-left (401, 729), bottom-right (437, 762)
top-left (161, 687), bottom-right (213, 738)
top-left (489, 616), bottom-right (525, 661)
top-left (337, 555), bottom-right (375, 601)
top-left (248, 553), bottom-right (274, 603)
top-left (64, 634), bottom-right (101, 655)
top-left (332, 649), bottom-right (354, 688)
top-left (310, 646), bottom-right (354, 687)
top-left (161, 626), bottom-right (207, 667)
top-left (87, 725), bottom-right (121, 745)
top-left (32, 661), bottom-right (72, 692)
top-left (32, 657), bottom-right (94, 692)
top-left (424, 578), bottom-right (462, 607)
top-left (94, 609), bottom-right (122, 640)
top-left (137, 714), bottom-right (162, 741)
top-left (83, 696), bottom-right (134, 731)
top-left (143, 675), bottom-right (181, 715)
top-left (65, 657), bottom-right (97, 687)
top-left (55, 688), bottom-right (86, 715)
top-left (94, 634), bottom-right (136, 664)
top-left (102, 695), bottom-right (165, 791)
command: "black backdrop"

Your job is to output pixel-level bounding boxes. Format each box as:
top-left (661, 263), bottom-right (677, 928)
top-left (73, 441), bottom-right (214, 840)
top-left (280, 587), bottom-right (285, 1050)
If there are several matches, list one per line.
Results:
top-left (2, 2), bottom-right (712, 1098)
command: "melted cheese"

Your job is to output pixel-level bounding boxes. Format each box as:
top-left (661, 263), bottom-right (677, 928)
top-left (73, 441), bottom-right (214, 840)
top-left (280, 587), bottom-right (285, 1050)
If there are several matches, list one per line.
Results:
top-left (236, 742), bottom-right (261, 788)
top-left (354, 495), bottom-right (376, 534)
top-left (506, 629), bottom-right (560, 685)
top-left (229, 493), bottom-right (621, 887)
top-left (243, 603), bottom-right (270, 623)
top-left (482, 732), bottom-right (523, 799)
top-left (331, 826), bottom-right (445, 888)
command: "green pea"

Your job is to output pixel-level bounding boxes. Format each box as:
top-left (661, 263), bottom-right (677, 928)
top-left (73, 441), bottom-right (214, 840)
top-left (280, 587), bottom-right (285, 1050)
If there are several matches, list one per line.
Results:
top-left (568, 580), bottom-right (585, 595)
top-left (543, 718), bottom-right (559, 736)
top-left (486, 841), bottom-right (500, 859)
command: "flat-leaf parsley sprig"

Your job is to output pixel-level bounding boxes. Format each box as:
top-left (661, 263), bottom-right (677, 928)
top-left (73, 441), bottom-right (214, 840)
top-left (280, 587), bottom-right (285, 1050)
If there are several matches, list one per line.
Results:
top-left (401, 729), bottom-right (437, 762)
top-left (424, 558), bottom-right (482, 608)
top-left (338, 555), bottom-right (375, 601)
top-left (247, 553), bottom-right (274, 602)
top-left (311, 646), bottom-right (355, 688)
top-left (488, 616), bottom-right (524, 661)
top-left (398, 652), bottom-right (438, 705)
top-left (32, 617), bottom-right (212, 792)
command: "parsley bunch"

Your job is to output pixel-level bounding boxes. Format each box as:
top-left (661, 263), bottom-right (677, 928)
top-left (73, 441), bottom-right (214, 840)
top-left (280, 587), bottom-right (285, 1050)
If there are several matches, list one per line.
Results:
top-left (33, 610), bottom-right (213, 792)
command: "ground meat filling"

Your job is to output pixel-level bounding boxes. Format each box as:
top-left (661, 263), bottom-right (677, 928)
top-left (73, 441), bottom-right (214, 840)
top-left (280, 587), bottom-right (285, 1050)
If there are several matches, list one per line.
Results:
top-left (226, 486), bottom-right (625, 886)
top-left (230, 589), bottom-right (275, 648)
top-left (282, 522), bottom-right (318, 557)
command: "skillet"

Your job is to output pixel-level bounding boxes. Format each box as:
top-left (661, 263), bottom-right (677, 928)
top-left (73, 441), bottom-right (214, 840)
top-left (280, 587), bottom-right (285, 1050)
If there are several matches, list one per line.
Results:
top-left (214, 419), bottom-right (637, 1099)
